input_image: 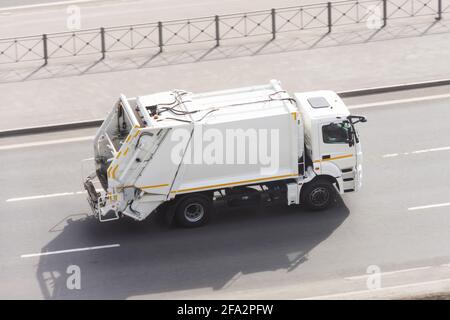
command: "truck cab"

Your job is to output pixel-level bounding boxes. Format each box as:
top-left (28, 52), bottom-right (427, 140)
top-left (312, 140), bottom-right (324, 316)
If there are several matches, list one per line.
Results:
top-left (295, 90), bottom-right (365, 205)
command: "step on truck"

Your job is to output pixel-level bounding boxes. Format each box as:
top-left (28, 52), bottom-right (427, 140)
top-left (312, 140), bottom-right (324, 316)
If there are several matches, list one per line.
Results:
top-left (84, 79), bottom-right (366, 226)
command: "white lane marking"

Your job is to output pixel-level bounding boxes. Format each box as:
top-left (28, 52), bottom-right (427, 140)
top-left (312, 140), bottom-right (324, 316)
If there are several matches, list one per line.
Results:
top-left (0, 136), bottom-right (93, 151)
top-left (345, 266), bottom-right (432, 280)
top-left (0, 0), bottom-right (99, 12)
top-left (20, 244), bottom-right (120, 258)
top-left (382, 145), bottom-right (450, 158)
top-left (0, 0), bottom-right (241, 13)
top-left (6, 191), bottom-right (84, 202)
top-left (408, 202), bottom-right (450, 211)
top-left (348, 92), bottom-right (450, 109)
top-left (411, 146), bottom-right (450, 154)
top-left (300, 277), bottom-right (450, 300)
top-left (382, 153), bottom-right (399, 158)
top-left (5, 189), bottom-right (104, 202)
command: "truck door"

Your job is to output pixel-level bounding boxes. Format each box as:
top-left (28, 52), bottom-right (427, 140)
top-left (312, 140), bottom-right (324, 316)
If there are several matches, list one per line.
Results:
top-left (318, 120), bottom-right (357, 192)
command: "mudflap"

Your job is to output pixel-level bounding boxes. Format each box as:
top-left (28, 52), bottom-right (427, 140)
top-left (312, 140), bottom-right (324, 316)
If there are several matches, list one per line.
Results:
top-left (161, 202), bottom-right (177, 227)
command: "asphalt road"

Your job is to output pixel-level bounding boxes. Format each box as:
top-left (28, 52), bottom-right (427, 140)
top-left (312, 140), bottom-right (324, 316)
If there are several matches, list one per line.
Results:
top-left (0, 86), bottom-right (450, 299)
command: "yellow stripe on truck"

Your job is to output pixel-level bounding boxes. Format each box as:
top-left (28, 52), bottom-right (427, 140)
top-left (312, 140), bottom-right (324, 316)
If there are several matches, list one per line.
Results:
top-left (125, 129), bottom-right (141, 143)
top-left (313, 154), bottom-right (353, 163)
top-left (107, 165), bottom-right (113, 178)
top-left (170, 173), bottom-right (298, 194)
top-left (110, 165), bottom-right (119, 179)
top-left (140, 184), bottom-right (169, 189)
top-left (116, 183), bottom-right (169, 191)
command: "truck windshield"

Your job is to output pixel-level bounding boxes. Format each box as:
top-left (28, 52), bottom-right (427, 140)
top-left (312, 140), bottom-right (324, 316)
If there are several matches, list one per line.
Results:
top-left (322, 122), bottom-right (351, 144)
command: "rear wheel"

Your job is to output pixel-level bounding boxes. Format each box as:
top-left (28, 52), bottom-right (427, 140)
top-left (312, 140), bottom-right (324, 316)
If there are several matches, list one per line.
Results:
top-left (174, 195), bottom-right (213, 228)
top-left (301, 179), bottom-right (335, 211)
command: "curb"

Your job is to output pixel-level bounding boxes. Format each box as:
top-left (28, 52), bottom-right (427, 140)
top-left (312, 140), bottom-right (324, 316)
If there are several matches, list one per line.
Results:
top-left (0, 119), bottom-right (103, 138)
top-left (1, 78), bottom-right (449, 138)
top-left (305, 278), bottom-right (450, 300)
top-left (338, 78), bottom-right (450, 98)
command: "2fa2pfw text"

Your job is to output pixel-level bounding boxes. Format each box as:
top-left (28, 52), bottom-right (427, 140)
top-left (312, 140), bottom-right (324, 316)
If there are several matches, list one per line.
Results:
top-left (177, 304), bottom-right (274, 317)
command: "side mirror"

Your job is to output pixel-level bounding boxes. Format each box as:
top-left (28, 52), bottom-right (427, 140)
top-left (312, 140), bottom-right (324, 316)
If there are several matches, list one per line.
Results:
top-left (347, 115), bottom-right (367, 124)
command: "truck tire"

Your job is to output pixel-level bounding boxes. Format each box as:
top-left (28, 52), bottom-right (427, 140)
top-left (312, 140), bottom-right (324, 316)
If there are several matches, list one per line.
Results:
top-left (301, 179), bottom-right (335, 211)
top-left (174, 195), bottom-right (212, 228)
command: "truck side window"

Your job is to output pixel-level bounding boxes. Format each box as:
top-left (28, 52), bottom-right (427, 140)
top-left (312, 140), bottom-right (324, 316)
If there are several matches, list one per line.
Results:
top-left (322, 122), bottom-right (349, 144)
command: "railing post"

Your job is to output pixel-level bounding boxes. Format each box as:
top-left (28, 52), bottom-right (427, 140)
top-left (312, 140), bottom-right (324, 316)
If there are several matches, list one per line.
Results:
top-left (437, 0), bottom-right (442, 20)
top-left (158, 21), bottom-right (163, 53)
top-left (100, 27), bottom-right (106, 59)
top-left (42, 34), bottom-right (48, 65)
top-left (215, 15), bottom-right (220, 47)
top-left (382, 0), bottom-right (387, 28)
top-left (327, 2), bottom-right (332, 33)
top-left (271, 8), bottom-right (276, 40)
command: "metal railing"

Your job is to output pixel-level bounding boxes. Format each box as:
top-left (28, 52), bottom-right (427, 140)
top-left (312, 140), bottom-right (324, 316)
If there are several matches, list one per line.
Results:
top-left (0, 0), bottom-right (448, 65)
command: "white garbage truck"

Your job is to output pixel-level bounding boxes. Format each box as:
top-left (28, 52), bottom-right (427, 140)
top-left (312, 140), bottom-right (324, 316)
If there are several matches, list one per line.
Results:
top-left (84, 79), bottom-right (366, 227)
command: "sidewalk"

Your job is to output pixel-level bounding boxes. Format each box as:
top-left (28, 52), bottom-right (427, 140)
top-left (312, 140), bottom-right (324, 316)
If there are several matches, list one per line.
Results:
top-left (1, 16), bottom-right (450, 130)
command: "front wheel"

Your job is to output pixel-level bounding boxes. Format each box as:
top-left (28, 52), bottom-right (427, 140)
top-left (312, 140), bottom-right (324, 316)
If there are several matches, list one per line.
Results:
top-left (301, 180), bottom-right (335, 211)
top-left (174, 195), bottom-right (213, 228)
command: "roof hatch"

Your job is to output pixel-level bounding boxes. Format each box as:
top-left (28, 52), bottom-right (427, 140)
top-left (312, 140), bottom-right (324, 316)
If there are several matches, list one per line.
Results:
top-left (307, 96), bottom-right (330, 109)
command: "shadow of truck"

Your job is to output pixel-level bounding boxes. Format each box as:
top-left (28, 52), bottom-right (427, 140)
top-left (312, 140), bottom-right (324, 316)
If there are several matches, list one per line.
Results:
top-left (36, 197), bottom-right (349, 299)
